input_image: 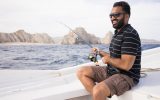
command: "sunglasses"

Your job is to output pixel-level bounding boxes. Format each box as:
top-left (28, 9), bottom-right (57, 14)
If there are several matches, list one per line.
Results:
top-left (109, 13), bottom-right (125, 18)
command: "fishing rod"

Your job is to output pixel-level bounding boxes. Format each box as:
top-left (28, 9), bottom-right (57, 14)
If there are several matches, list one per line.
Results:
top-left (57, 22), bottom-right (93, 48)
top-left (58, 21), bottom-right (99, 64)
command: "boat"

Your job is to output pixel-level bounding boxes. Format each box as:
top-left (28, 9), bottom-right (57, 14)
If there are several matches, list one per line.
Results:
top-left (0, 47), bottom-right (160, 100)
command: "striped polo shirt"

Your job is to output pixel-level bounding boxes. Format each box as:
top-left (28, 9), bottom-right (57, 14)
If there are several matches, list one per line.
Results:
top-left (109, 24), bottom-right (141, 84)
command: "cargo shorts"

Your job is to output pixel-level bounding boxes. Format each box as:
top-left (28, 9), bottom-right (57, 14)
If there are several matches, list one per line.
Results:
top-left (91, 66), bottom-right (135, 97)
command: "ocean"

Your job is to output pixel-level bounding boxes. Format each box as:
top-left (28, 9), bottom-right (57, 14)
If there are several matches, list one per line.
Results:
top-left (0, 44), bottom-right (160, 70)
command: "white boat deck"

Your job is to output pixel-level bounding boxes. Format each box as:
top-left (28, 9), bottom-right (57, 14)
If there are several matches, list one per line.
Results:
top-left (0, 47), bottom-right (160, 100)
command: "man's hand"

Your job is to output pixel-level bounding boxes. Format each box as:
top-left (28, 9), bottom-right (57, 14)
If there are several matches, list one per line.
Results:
top-left (102, 55), bottom-right (110, 64)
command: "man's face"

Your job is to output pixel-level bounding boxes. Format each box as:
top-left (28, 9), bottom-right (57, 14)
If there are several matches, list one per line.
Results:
top-left (110, 6), bottom-right (126, 30)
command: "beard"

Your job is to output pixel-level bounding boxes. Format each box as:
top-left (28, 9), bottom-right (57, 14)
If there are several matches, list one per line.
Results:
top-left (112, 17), bottom-right (125, 30)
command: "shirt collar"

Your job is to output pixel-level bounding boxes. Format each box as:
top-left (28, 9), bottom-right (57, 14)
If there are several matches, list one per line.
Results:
top-left (114, 24), bottom-right (130, 34)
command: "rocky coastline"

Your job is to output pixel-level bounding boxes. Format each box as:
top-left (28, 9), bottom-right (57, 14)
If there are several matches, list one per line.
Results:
top-left (0, 28), bottom-right (159, 45)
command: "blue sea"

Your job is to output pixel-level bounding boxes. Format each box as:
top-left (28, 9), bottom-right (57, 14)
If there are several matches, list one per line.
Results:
top-left (0, 44), bottom-right (160, 70)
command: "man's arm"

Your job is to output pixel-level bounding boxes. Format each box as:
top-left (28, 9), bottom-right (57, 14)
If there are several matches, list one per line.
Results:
top-left (92, 48), bottom-right (136, 71)
top-left (98, 50), bottom-right (109, 57)
top-left (101, 52), bottom-right (136, 71)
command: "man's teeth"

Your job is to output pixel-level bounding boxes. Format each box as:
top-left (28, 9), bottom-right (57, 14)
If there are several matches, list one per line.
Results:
top-left (113, 21), bottom-right (117, 24)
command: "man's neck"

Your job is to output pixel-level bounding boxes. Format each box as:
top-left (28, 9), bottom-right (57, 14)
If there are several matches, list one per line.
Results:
top-left (117, 23), bottom-right (128, 32)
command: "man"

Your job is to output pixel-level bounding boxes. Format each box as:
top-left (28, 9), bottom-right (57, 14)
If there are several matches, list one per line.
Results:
top-left (76, 1), bottom-right (141, 100)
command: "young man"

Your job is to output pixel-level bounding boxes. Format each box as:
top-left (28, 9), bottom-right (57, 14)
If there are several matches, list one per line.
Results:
top-left (76, 1), bottom-right (141, 100)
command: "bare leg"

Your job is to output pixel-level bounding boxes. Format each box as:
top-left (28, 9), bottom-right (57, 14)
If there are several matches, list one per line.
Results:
top-left (76, 66), bottom-right (95, 93)
top-left (77, 66), bottom-right (111, 100)
top-left (92, 81), bottom-right (111, 100)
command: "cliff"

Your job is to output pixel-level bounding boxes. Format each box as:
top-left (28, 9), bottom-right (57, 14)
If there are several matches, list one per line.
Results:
top-left (101, 31), bottom-right (113, 44)
top-left (61, 27), bottom-right (101, 45)
top-left (0, 30), bottom-right (54, 43)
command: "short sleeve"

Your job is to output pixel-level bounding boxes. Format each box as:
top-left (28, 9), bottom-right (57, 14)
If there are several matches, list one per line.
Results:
top-left (121, 32), bottom-right (140, 56)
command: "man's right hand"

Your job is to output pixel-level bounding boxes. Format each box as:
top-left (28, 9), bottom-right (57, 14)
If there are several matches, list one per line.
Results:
top-left (102, 56), bottom-right (110, 64)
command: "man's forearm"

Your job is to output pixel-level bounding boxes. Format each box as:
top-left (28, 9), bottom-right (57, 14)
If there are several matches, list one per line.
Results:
top-left (98, 50), bottom-right (134, 71)
top-left (99, 50), bottom-right (109, 57)
top-left (102, 54), bottom-right (136, 71)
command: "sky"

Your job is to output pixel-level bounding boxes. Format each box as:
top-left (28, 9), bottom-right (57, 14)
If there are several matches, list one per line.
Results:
top-left (0, 0), bottom-right (160, 40)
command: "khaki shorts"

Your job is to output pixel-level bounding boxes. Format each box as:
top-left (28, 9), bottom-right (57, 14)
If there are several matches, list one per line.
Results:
top-left (91, 66), bottom-right (135, 96)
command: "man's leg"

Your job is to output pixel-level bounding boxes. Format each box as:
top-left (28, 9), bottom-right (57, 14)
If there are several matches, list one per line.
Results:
top-left (76, 66), bottom-right (95, 93)
top-left (76, 66), bottom-right (111, 100)
top-left (92, 81), bottom-right (111, 100)
top-left (92, 74), bottom-right (135, 100)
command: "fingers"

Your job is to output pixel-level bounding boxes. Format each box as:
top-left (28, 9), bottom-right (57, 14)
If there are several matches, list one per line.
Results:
top-left (91, 47), bottom-right (100, 54)
top-left (102, 57), bottom-right (106, 64)
top-left (102, 56), bottom-right (109, 64)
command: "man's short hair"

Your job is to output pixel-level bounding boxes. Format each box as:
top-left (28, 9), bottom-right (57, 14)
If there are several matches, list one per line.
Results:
top-left (113, 1), bottom-right (131, 17)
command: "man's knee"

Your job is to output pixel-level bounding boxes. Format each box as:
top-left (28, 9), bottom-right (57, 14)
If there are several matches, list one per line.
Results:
top-left (76, 67), bottom-right (84, 79)
top-left (76, 66), bottom-right (92, 79)
top-left (92, 82), bottom-right (110, 97)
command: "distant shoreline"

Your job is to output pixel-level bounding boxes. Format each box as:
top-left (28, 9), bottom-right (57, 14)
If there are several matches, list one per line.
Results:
top-left (0, 42), bottom-right (160, 45)
top-left (0, 42), bottom-right (55, 45)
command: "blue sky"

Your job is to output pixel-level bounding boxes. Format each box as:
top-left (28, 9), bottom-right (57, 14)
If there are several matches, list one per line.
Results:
top-left (0, 0), bottom-right (160, 40)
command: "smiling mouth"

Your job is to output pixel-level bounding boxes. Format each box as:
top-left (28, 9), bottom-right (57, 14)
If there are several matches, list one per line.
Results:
top-left (112, 20), bottom-right (118, 25)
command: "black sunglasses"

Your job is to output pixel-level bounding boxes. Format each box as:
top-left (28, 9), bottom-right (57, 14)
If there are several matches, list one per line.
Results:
top-left (109, 13), bottom-right (125, 18)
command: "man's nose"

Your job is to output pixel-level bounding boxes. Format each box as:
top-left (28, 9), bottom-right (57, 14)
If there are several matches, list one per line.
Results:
top-left (110, 16), bottom-right (116, 20)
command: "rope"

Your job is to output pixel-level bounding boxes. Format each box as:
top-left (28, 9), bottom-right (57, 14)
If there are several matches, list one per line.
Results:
top-left (140, 68), bottom-right (160, 78)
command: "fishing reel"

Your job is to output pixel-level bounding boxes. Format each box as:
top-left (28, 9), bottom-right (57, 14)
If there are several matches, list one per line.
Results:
top-left (88, 52), bottom-right (98, 63)
top-left (88, 48), bottom-right (99, 65)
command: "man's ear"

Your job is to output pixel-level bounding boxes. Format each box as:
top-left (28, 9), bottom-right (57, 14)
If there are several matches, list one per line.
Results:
top-left (126, 14), bottom-right (130, 19)
top-left (125, 14), bottom-right (130, 22)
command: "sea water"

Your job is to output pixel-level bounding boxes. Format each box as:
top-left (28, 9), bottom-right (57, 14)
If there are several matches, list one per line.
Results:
top-left (0, 44), bottom-right (160, 70)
